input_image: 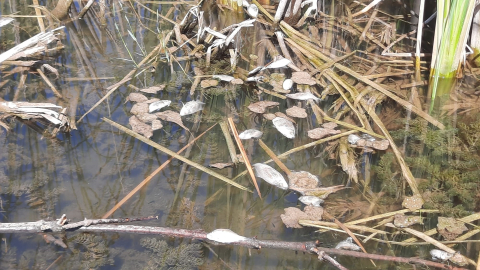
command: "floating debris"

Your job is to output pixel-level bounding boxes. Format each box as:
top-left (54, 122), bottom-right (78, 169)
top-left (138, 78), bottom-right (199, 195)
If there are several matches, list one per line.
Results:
top-left (252, 163), bottom-right (288, 190)
top-left (288, 171), bottom-right (320, 189)
top-left (280, 205), bottom-right (323, 228)
top-left (238, 129), bottom-right (263, 139)
top-left (430, 249), bottom-right (454, 261)
top-left (291, 71), bottom-right (316, 85)
top-left (298, 196), bottom-right (323, 207)
top-left (272, 117), bottom-right (295, 138)
top-left (156, 110), bottom-right (189, 131)
top-left (140, 85), bottom-right (165, 94)
top-left (201, 79), bottom-right (219, 88)
top-left (247, 101), bottom-right (279, 114)
top-left (286, 92), bottom-right (320, 102)
top-left (348, 134), bottom-right (361, 144)
top-left (209, 162), bottom-right (234, 169)
top-left (286, 106), bottom-right (307, 118)
top-left (437, 217), bottom-right (468, 240)
top-left (126, 92), bottom-right (148, 103)
top-left (393, 214), bottom-right (422, 228)
top-left (129, 115), bottom-right (153, 138)
top-left (283, 79), bottom-right (293, 90)
top-left (402, 194), bottom-right (424, 211)
top-left (149, 100), bottom-right (171, 113)
top-left (335, 237), bottom-right (361, 251)
top-left (130, 102), bottom-right (149, 115)
top-left (179, 100), bottom-right (205, 116)
top-left (207, 229), bottom-right (247, 243)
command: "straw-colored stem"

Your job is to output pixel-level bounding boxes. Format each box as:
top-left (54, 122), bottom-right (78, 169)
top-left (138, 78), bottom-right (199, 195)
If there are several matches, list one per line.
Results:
top-left (258, 139), bottom-right (291, 175)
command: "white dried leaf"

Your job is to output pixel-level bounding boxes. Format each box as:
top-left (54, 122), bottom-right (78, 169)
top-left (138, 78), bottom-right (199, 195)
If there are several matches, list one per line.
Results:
top-left (149, 100), bottom-right (171, 113)
top-left (430, 249), bottom-right (453, 261)
top-left (238, 129), bottom-right (263, 139)
top-left (180, 100), bottom-right (205, 116)
top-left (298, 196), bottom-right (323, 207)
top-left (335, 237), bottom-right (360, 251)
top-left (252, 163), bottom-right (288, 190)
top-left (207, 229), bottom-right (247, 243)
top-left (272, 117), bottom-right (295, 138)
top-left (286, 92), bottom-right (320, 102)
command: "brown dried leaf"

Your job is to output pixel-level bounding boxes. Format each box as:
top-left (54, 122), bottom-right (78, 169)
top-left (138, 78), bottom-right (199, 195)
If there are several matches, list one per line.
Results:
top-left (393, 214), bottom-right (422, 228)
top-left (308, 127), bottom-right (341, 139)
top-left (437, 217), bottom-right (468, 241)
top-left (280, 206), bottom-right (323, 229)
top-left (247, 101), bottom-right (279, 113)
top-left (126, 93), bottom-right (148, 103)
top-left (137, 113), bottom-right (157, 123)
top-left (263, 113), bottom-right (276, 120)
top-left (152, 119), bottom-right (163, 131)
top-left (129, 115), bottom-right (153, 138)
top-left (200, 79), bottom-right (219, 88)
top-left (231, 78), bottom-right (244, 85)
top-left (286, 106), bottom-right (307, 118)
top-left (155, 110), bottom-right (189, 131)
top-left (291, 71), bottom-right (316, 85)
top-left (288, 171), bottom-right (320, 189)
top-left (402, 194), bottom-right (424, 211)
top-left (130, 102), bottom-right (149, 115)
top-left (322, 122), bottom-right (338, 130)
top-left (145, 98), bottom-right (160, 104)
top-left (209, 162), bottom-right (234, 169)
top-left (140, 85), bottom-right (165, 94)
top-left (274, 112), bottom-right (296, 124)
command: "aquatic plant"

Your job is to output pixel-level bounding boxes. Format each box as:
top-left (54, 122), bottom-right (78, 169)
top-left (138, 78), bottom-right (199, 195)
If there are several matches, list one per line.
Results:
top-left (140, 238), bottom-right (204, 270)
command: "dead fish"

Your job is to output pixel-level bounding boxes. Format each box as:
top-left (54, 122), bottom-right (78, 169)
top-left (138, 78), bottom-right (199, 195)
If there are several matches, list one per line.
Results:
top-left (252, 163), bottom-right (288, 190)
top-left (238, 129), bottom-right (263, 139)
top-left (335, 237), bottom-right (361, 251)
top-left (286, 92), bottom-right (320, 102)
top-left (348, 134), bottom-right (361, 144)
top-left (262, 58), bottom-right (291, 70)
top-left (149, 100), bottom-right (171, 113)
top-left (212, 74), bottom-right (235, 82)
top-left (180, 100), bottom-right (205, 116)
top-left (272, 117), bottom-right (295, 139)
top-left (247, 4), bottom-right (258, 18)
top-left (298, 196), bottom-right (323, 207)
top-left (430, 249), bottom-right (454, 261)
top-left (207, 229), bottom-right (247, 243)
top-left (248, 66), bottom-right (263, 76)
top-left (246, 76), bottom-right (264, 82)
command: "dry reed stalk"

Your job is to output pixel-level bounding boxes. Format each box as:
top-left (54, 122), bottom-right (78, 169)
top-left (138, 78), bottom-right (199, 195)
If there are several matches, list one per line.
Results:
top-left (37, 68), bottom-right (62, 98)
top-left (220, 121), bottom-right (239, 163)
top-left (299, 220), bottom-right (388, 235)
top-left (258, 139), bottom-right (291, 175)
top-left (346, 209), bottom-right (439, 226)
top-left (227, 117), bottom-right (261, 198)
top-left (101, 123), bottom-right (219, 218)
top-left (32, 0), bottom-right (45, 32)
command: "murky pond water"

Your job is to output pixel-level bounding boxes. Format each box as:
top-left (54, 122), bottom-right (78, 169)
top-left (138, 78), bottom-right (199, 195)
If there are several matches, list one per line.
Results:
top-left (1, 0), bottom-right (480, 269)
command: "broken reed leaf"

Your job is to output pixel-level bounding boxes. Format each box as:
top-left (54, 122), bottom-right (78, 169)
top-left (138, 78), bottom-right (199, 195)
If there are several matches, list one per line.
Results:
top-left (247, 101), bottom-right (279, 114)
top-left (274, 112), bottom-right (295, 124)
top-left (252, 163), bottom-right (288, 190)
top-left (126, 92), bottom-right (148, 103)
top-left (129, 115), bottom-right (153, 138)
top-left (335, 237), bottom-right (361, 251)
top-left (298, 195), bottom-right (323, 207)
top-left (272, 117), bottom-right (295, 138)
top-left (437, 217), bottom-right (468, 241)
top-left (149, 100), bottom-right (171, 113)
top-left (207, 229), bottom-right (247, 243)
top-left (200, 79), bottom-right (219, 88)
top-left (238, 129), bottom-right (263, 139)
top-left (209, 162), bottom-right (234, 169)
top-left (286, 106), bottom-right (307, 118)
top-left (288, 171), bottom-right (320, 189)
top-left (291, 71), bottom-right (316, 85)
top-left (286, 92), bottom-right (320, 102)
top-left (393, 214), bottom-right (423, 228)
top-left (155, 110), bottom-right (189, 131)
top-left (130, 102), bottom-right (149, 115)
top-left (140, 85), bottom-right (165, 94)
top-left (179, 100), bottom-right (205, 116)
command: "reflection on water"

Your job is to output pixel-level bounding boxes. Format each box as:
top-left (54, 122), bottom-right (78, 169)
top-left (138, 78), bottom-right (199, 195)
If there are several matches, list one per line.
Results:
top-left (1, 0), bottom-right (480, 269)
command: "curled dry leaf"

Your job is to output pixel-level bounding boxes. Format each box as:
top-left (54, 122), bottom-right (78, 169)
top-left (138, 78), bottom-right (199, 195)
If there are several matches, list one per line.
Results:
top-left (252, 163), bottom-right (288, 190)
top-left (272, 117), bottom-right (295, 138)
top-left (209, 162), bottom-right (234, 169)
top-left (238, 129), bottom-right (263, 139)
top-left (200, 79), bottom-right (219, 88)
top-left (149, 100), bottom-right (171, 113)
top-left (207, 229), bottom-right (247, 243)
top-left (393, 214), bottom-right (422, 228)
top-left (437, 217), bottom-right (468, 241)
top-left (180, 100), bottom-right (205, 116)
top-left (126, 92), bottom-right (148, 103)
top-left (140, 85), bottom-right (165, 94)
top-left (263, 113), bottom-right (276, 121)
top-left (280, 205), bottom-right (323, 229)
top-left (130, 102), bottom-right (149, 115)
top-left (274, 112), bottom-right (296, 124)
top-left (286, 106), bottom-right (307, 118)
top-left (402, 194), bottom-right (424, 211)
top-left (247, 101), bottom-right (279, 113)
top-left (151, 119), bottom-right (163, 131)
top-left (291, 71), bottom-right (316, 85)
top-left (298, 196), bottom-right (323, 207)
top-left (288, 171), bottom-right (320, 189)
top-left (155, 110), bottom-right (189, 131)
top-left (286, 92), bottom-right (320, 102)
top-left (136, 113), bottom-right (157, 123)
top-left (335, 237), bottom-right (361, 251)
top-left (129, 115), bottom-right (153, 138)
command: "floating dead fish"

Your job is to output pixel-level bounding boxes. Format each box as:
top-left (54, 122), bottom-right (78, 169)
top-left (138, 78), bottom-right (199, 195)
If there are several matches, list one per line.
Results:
top-left (430, 249), bottom-right (453, 261)
top-left (262, 58), bottom-right (291, 70)
top-left (252, 163), bottom-right (288, 190)
top-left (149, 100), bottom-right (171, 113)
top-left (212, 74), bottom-right (235, 82)
top-left (348, 134), bottom-right (361, 144)
top-left (180, 100), bottom-right (205, 116)
top-left (207, 229), bottom-right (247, 243)
top-left (286, 92), bottom-right (320, 102)
top-left (362, 134), bottom-right (376, 141)
top-left (298, 196), bottom-right (323, 207)
top-left (247, 4), bottom-right (258, 18)
top-left (283, 79), bottom-right (293, 90)
top-left (238, 129), bottom-right (263, 139)
top-left (335, 237), bottom-right (361, 251)
top-left (246, 76), bottom-right (264, 82)
top-left (248, 66), bottom-right (263, 76)
top-left (272, 117), bottom-right (295, 138)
